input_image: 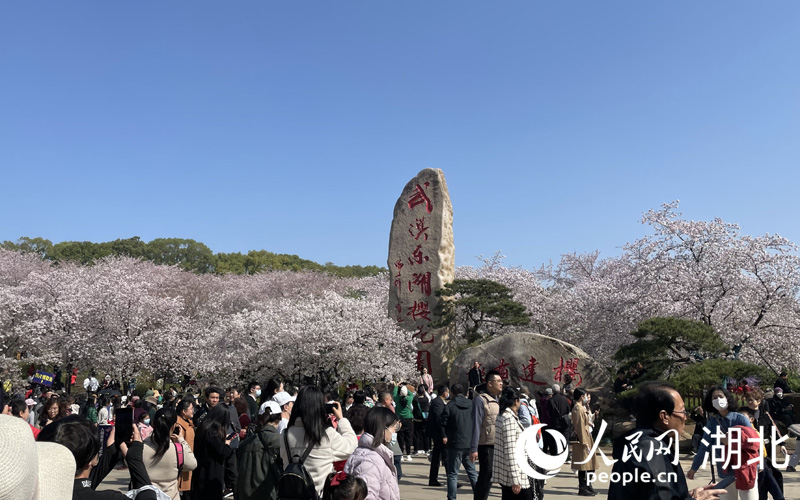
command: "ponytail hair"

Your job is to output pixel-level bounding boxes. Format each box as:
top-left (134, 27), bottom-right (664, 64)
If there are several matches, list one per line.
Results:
top-left (152, 407), bottom-right (178, 459)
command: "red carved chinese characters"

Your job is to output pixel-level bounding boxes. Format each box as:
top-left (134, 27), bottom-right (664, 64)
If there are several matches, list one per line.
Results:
top-left (417, 350), bottom-right (432, 373)
top-left (552, 357), bottom-right (583, 386)
top-left (407, 244), bottom-right (430, 266)
top-left (412, 272), bottom-right (432, 296)
top-left (406, 300), bottom-right (432, 322)
top-left (409, 217), bottom-right (429, 241)
top-left (412, 325), bottom-right (434, 343)
top-left (494, 358), bottom-right (510, 381)
top-left (519, 357), bottom-right (546, 385)
top-left (407, 182), bottom-right (433, 213)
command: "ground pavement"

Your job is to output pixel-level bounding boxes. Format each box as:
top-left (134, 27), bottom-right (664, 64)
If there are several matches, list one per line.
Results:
top-left (98, 447), bottom-right (800, 499)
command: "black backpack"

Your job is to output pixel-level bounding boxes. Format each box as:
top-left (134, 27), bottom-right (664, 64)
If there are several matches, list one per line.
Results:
top-left (278, 432), bottom-right (319, 500)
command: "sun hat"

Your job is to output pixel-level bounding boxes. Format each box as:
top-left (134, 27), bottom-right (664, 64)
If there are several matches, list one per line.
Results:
top-left (0, 414), bottom-right (75, 500)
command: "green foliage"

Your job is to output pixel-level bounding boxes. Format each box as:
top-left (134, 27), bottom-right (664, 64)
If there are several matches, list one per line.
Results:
top-left (2, 236), bottom-right (387, 277)
top-left (670, 359), bottom-right (777, 394)
top-left (433, 278), bottom-right (530, 344)
top-left (613, 317), bottom-right (728, 379)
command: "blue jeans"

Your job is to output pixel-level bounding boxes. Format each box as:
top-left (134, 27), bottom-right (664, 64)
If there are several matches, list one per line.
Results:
top-left (446, 448), bottom-right (478, 500)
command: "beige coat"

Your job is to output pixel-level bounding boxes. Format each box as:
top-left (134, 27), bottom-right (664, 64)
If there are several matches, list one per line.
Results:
top-left (176, 416), bottom-right (196, 492)
top-left (142, 436), bottom-right (198, 500)
top-left (570, 400), bottom-right (597, 471)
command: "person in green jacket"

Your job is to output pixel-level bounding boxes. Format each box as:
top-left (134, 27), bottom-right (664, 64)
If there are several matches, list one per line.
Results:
top-left (84, 394), bottom-right (98, 425)
top-left (236, 401), bottom-right (283, 500)
top-left (392, 382), bottom-right (415, 461)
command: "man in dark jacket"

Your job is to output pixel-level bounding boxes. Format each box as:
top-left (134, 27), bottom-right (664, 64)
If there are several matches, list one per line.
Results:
top-left (428, 384), bottom-right (450, 486)
top-left (545, 384), bottom-right (572, 456)
top-left (607, 382), bottom-right (727, 500)
top-left (468, 362), bottom-right (483, 392)
top-left (441, 384), bottom-right (478, 500)
top-left (236, 401), bottom-right (283, 500)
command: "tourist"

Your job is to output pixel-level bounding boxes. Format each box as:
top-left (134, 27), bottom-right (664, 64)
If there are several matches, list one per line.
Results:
top-left (391, 382), bottom-right (415, 461)
top-left (570, 388), bottom-right (597, 496)
top-left (420, 367), bottom-right (434, 394)
top-left (494, 387), bottom-right (539, 500)
top-left (38, 415), bottom-right (161, 499)
top-left (83, 370), bottom-right (100, 393)
top-left (246, 381), bottom-right (261, 419)
top-left (442, 383), bottom-right (478, 500)
top-left (607, 382), bottom-right (727, 500)
top-left (347, 402), bottom-right (369, 437)
top-left (272, 390), bottom-right (296, 434)
top-left (280, 385), bottom-right (358, 497)
top-left (193, 386), bottom-right (223, 427)
top-left (83, 393), bottom-right (99, 425)
top-left (261, 377), bottom-right (284, 406)
top-left (377, 390), bottom-right (403, 479)
top-left (544, 384), bottom-right (571, 457)
top-left (471, 369), bottom-right (502, 500)
top-left (9, 398), bottom-right (39, 438)
top-left (192, 405), bottom-right (237, 500)
top-left (737, 407), bottom-right (785, 500)
top-left (235, 400), bottom-right (283, 500)
top-left (768, 388), bottom-right (796, 427)
top-left (344, 406), bottom-right (401, 500)
top-left (687, 386), bottom-right (754, 499)
top-left (427, 383), bottom-right (450, 487)
top-left (143, 407), bottom-right (197, 500)
top-left (233, 397), bottom-right (251, 438)
top-left (517, 386), bottom-right (536, 428)
top-left (774, 372), bottom-right (792, 394)
top-left (323, 474), bottom-right (368, 500)
top-left (39, 397), bottom-right (65, 429)
top-left (344, 391), bottom-right (355, 412)
top-left (412, 384), bottom-right (430, 456)
top-left (689, 405), bottom-right (707, 456)
top-left (468, 362), bottom-right (483, 394)
top-left (175, 399), bottom-right (196, 497)
top-left (744, 388), bottom-right (786, 494)
top-left (613, 369), bottom-right (633, 394)
top-left (138, 411), bottom-right (154, 440)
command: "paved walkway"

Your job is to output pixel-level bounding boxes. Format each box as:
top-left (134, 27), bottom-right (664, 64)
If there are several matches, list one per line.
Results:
top-left (98, 447), bottom-right (800, 498)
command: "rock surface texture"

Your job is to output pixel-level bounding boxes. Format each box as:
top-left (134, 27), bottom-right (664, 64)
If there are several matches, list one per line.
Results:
top-left (387, 168), bottom-right (455, 381)
top-left (451, 332), bottom-right (612, 395)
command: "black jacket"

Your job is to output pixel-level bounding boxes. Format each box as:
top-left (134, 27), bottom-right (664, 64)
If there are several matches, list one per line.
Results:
top-left (427, 396), bottom-right (447, 440)
top-left (193, 429), bottom-right (237, 500)
top-left (440, 395), bottom-right (474, 449)
top-left (468, 368), bottom-right (482, 387)
top-left (546, 393), bottom-right (572, 432)
top-left (236, 426), bottom-right (283, 500)
top-left (607, 427), bottom-right (692, 500)
top-left (73, 441), bottom-right (156, 500)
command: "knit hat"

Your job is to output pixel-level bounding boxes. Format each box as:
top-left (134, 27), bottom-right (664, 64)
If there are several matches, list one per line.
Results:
top-left (0, 415), bottom-right (75, 500)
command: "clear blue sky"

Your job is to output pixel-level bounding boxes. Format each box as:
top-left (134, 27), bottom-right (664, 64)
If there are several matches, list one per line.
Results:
top-left (2, 1), bottom-right (799, 269)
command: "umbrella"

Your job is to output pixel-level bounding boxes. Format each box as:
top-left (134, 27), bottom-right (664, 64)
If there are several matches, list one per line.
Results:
top-left (98, 388), bottom-right (122, 397)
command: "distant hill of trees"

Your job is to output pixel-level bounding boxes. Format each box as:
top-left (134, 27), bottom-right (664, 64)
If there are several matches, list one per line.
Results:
top-left (0, 236), bottom-right (386, 277)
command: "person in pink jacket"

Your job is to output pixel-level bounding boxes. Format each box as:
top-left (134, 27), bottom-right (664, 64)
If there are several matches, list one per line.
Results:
top-left (344, 407), bottom-right (401, 500)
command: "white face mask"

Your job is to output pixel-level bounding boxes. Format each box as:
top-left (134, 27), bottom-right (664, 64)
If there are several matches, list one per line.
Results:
top-left (390, 432), bottom-right (397, 444)
top-left (255, 389), bottom-right (262, 397)
top-left (712, 397), bottom-right (728, 411)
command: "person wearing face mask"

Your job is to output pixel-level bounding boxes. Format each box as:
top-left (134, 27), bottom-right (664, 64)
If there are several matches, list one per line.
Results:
top-left (344, 407), bottom-right (401, 500)
top-left (570, 388), bottom-right (597, 496)
top-left (608, 382), bottom-right (727, 500)
top-left (138, 411), bottom-right (154, 440)
top-left (744, 388), bottom-right (787, 492)
top-left (687, 386), bottom-right (753, 499)
top-left (768, 388), bottom-right (796, 428)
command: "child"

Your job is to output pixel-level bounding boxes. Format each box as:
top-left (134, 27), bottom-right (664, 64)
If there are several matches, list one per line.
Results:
top-left (323, 473), bottom-right (368, 500)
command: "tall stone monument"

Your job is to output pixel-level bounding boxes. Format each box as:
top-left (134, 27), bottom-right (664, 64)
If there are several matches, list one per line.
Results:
top-left (388, 168), bottom-right (455, 381)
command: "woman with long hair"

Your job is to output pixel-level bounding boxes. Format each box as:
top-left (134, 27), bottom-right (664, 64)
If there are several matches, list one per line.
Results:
top-left (494, 387), bottom-right (539, 500)
top-left (280, 386), bottom-right (358, 497)
top-left (412, 384), bottom-right (430, 455)
top-left (142, 407), bottom-right (197, 499)
top-left (175, 399), bottom-right (196, 497)
top-left (39, 397), bottom-right (65, 429)
top-left (192, 404), bottom-right (236, 500)
top-left (344, 406), bottom-right (401, 500)
top-left (687, 386), bottom-right (754, 500)
top-left (571, 388), bottom-right (597, 496)
top-left (260, 377), bottom-right (284, 406)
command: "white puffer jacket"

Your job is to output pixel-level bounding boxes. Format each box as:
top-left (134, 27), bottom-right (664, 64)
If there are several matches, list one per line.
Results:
top-left (344, 434), bottom-right (400, 500)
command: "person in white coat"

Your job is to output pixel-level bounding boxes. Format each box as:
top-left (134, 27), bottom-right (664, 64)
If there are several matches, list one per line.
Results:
top-left (280, 386), bottom-right (358, 497)
top-left (344, 407), bottom-right (401, 500)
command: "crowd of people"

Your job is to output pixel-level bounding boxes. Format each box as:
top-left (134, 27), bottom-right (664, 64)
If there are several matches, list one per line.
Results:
top-left (2, 362), bottom-right (799, 500)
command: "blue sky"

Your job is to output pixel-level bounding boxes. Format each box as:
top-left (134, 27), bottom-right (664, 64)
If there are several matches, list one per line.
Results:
top-left (2, 1), bottom-right (799, 269)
